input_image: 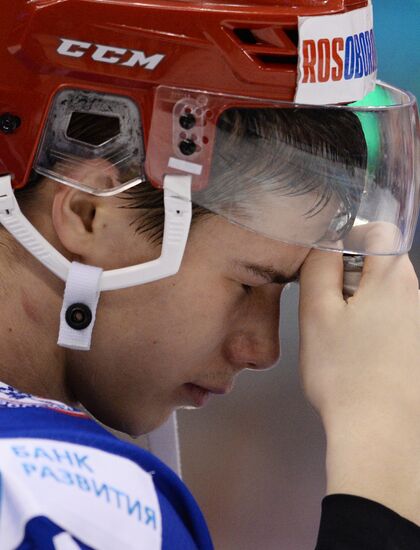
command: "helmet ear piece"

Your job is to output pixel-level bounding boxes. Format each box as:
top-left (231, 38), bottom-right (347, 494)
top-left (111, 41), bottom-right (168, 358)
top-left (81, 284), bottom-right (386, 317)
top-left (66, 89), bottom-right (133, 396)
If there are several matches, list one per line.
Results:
top-left (33, 89), bottom-right (146, 197)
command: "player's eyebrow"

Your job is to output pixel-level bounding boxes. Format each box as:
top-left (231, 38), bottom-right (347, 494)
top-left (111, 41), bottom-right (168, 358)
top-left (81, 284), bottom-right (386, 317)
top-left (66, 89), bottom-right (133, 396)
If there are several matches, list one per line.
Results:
top-left (237, 262), bottom-right (300, 285)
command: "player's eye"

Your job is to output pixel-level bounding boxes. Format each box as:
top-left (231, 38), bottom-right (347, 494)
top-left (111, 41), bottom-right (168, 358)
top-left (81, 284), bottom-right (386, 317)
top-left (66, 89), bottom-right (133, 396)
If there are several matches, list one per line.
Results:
top-left (241, 284), bottom-right (254, 295)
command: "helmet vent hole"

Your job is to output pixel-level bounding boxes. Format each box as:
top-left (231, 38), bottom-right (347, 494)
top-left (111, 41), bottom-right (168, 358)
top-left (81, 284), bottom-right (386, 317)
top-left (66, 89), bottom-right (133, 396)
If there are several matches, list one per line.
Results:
top-left (228, 24), bottom-right (299, 70)
top-left (283, 28), bottom-right (299, 48)
top-left (233, 28), bottom-right (259, 45)
top-left (256, 54), bottom-right (298, 67)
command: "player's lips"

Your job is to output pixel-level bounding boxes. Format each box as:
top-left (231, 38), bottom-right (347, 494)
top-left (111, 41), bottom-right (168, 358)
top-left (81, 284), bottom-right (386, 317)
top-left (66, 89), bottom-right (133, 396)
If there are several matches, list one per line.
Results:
top-left (191, 381), bottom-right (233, 395)
top-left (183, 382), bottom-right (233, 407)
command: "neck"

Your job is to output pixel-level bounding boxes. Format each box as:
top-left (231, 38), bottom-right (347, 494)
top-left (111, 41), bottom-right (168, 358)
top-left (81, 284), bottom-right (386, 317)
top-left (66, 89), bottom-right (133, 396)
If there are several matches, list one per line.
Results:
top-left (0, 250), bottom-right (76, 405)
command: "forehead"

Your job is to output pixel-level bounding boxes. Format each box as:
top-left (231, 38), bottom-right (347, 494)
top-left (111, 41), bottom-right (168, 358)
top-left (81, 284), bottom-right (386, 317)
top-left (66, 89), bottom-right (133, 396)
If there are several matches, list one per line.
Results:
top-left (250, 191), bottom-right (339, 245)
top-left (191, 215), bottom-right (310, 274)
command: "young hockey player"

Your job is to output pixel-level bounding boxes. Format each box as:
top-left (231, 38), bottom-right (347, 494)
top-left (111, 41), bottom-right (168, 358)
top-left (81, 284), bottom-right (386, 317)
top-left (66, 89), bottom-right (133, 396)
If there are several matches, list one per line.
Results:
top-left (0, 0), bottom-right (418, 548)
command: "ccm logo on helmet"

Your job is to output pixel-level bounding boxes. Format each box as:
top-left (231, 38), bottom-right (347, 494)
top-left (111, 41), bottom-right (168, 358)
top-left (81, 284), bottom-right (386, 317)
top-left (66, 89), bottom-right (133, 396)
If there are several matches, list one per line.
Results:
top-left (57, 38), bottom-right (165, 71)
top-left (302, 30), bottom-right (377, 84)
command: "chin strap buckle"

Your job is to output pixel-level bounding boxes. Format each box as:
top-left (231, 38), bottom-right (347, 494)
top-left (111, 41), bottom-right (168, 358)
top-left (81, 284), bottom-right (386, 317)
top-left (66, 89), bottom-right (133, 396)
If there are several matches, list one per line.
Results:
top-left (58, 261), bottom-right (103, 351)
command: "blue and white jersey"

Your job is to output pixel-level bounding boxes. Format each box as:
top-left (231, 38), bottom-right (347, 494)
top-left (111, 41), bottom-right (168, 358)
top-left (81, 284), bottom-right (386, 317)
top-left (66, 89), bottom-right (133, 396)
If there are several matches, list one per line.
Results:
top-left (0, 383), bottom-right (213, 550)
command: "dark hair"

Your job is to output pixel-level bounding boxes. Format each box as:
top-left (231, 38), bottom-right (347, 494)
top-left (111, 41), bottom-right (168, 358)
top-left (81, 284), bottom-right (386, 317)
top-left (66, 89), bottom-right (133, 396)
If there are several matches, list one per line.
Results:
top-left (121, 107), bottom-right (367, 243)
top-left (16, 107), bottom-right (367, 245)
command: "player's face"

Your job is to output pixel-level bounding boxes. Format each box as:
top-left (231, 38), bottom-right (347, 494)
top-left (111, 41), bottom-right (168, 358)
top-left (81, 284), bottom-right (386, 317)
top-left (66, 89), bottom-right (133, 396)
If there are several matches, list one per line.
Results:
top-left (66, 214), bottom-right (309, 435)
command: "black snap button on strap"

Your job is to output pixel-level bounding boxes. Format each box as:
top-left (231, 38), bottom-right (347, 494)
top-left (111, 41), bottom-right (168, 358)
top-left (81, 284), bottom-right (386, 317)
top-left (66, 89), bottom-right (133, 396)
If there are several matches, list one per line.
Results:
top-left (65, 303), bottom-right (92, 330)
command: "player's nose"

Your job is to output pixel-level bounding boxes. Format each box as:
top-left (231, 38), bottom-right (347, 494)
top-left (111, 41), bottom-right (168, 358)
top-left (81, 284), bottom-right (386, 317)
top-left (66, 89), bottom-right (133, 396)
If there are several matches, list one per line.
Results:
top-left (224, 330), bottom-right (281, 371)
top-left (224, 284), bottom-right (283, 371)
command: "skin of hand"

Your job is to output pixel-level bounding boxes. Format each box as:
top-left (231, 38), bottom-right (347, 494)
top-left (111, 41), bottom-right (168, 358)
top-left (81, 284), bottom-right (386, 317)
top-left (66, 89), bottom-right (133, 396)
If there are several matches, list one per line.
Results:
top-left (298, 248), bottom-right (420, 524)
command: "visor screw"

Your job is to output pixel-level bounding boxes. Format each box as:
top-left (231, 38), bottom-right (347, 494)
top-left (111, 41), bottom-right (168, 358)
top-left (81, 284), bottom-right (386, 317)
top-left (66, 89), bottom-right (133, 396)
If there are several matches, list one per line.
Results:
top-left (179, 114), bottom-right (196, 130)
top-left (0, 113), bottom-right (21, 134)
top-left (179, 139), bottom-right (196, 156)
top-left (65, 303), bottom-right (92, 331)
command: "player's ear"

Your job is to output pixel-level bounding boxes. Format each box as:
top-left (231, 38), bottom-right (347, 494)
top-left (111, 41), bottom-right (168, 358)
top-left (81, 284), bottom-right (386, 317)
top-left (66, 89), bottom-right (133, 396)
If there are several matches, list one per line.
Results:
top-left (52, 184), bottom-right (100, 258)
top-left (51, 161), bottom-right (123, 263)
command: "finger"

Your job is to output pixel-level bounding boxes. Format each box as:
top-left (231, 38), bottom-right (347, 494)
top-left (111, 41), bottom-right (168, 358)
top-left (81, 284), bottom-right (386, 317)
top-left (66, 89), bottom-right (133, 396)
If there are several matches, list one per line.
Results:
top-left (299, 249), bottom-right (344, 314)
top-left (351, 220), bottom-right (411, 292)
top-left (346, 220), bottom-right (402, 256)
top-left (355, 221), bottom-right (402, 276)
top-left (359, 253), bottom-right (417, 295)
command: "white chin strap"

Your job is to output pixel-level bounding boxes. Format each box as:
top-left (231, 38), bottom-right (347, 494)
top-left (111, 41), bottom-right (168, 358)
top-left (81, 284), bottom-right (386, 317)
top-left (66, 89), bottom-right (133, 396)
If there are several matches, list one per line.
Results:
top-left (0, 173), bottom-right (192, 477)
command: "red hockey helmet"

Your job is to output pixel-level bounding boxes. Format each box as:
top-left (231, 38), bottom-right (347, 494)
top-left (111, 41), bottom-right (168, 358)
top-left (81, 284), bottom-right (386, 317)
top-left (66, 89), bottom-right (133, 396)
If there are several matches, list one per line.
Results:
top-left (0, 0), bottom-right (373, 188)
top-left (0, 0), bottom-right (418, 260)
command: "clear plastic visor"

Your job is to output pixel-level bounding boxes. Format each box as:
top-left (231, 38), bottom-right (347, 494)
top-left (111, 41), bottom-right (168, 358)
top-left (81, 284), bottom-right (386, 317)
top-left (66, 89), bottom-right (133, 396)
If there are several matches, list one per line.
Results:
top-left (191, 82), bottom-right (419, 255)
top-left (34, 83), bottom-right (419, 256)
